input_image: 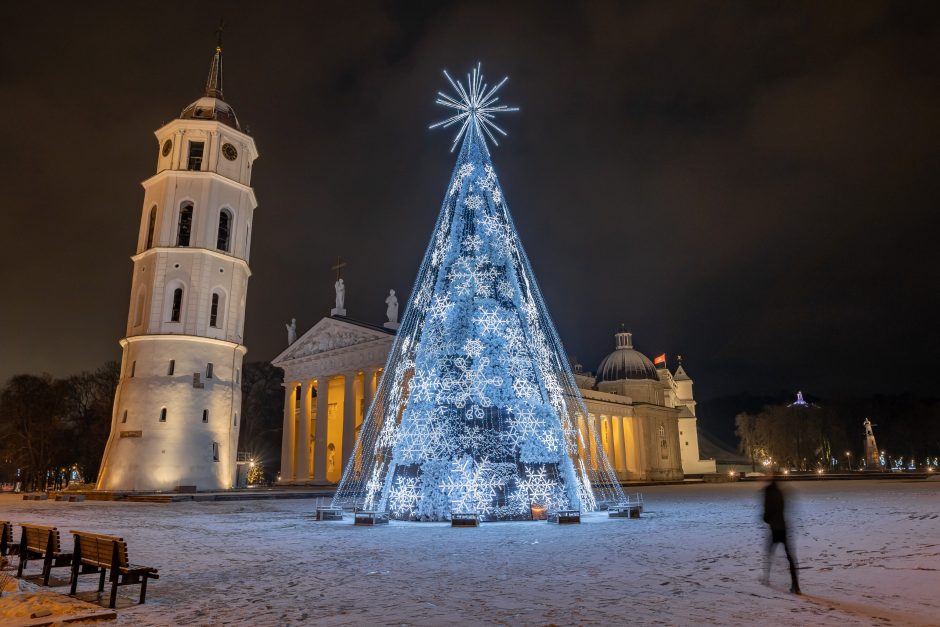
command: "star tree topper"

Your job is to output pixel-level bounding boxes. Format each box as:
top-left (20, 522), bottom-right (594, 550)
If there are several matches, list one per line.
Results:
top-left (429, 62), bottom-right (519, 152)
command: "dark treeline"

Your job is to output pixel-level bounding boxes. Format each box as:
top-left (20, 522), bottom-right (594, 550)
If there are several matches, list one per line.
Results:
top-left (235, 362), bottom-right (285, 483)
top-left (730, 394), bottom-right (940, 471)
top-left (5, 362), bottom-right (935, 486)
top-left (0, 361), bottom-right (285, 490)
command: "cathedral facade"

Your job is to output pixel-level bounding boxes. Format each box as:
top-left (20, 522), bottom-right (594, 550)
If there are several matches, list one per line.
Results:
top-left (274, 303), bottom-right (715, 485)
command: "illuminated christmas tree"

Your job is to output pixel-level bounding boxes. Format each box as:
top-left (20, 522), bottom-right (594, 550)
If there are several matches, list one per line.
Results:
top-left (334, 65), bottom-right (624, 520)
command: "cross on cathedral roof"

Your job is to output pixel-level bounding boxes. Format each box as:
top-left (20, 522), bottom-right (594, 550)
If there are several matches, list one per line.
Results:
top-left (331, 257), bottom-right (347, 280)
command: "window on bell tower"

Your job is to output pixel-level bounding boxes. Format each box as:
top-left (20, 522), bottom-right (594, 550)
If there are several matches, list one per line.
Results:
top-left (171, 288), bottom-right (183, 322)
top-left (217, 209), bottom-right (232, 252)
top-left (177, 203), bottom-right (193, 246)
top-left (209, 293), bottom-right (220, 328)
top-left (187, 141), bottom-right (204, 171)
top-left (146, 206), bottom-right (157, 249)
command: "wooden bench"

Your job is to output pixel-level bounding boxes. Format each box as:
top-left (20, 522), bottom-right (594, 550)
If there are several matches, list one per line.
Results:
top-left (16, 524), bottom-right (73, 586)
top-left (354, 510), bottom-right (389, 526)
top-left (315, 506), bottom-right (345, 521)
top-left (0, 521), bottom-right (16, 556)
top-left (609, 493), bottom-right (644, 518)
top-left (69, 530), bottom-right (159, 608)
top-left (451, 513), bottom-right (480, 527)
top-left (548, 509), bottom-right (581, 524)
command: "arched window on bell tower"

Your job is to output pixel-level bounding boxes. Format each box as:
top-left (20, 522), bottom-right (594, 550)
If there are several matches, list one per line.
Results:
top-left (209, 293), bottom-right (220, 327)
top-left (170, 287), bottom-right (184, 322)
top-left (177, 203), bottom-right (193, 246)
top-left (208, 288), bottom-right (227, 331)
top-left (145, 206), bottom-right (157, 249)
top-left (217, 208), bottom-right (232, 252)
top-left (133, 289), bottom-right (145, 327)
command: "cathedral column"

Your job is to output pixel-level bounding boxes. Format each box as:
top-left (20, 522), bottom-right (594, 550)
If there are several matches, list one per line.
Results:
top-left (313, 376), bottom-right (330, 482)
top-left (623, 416), bottom-right (637, 476)
top-left (363, 367), bottom-right (378, 415)
top-left (576, 415), bottom-right (587, 460)
top-left (295, 380), bottom-right (312, 481)
top-left (589, 415), bottom-right (599, 470)
top-left (602, 416), bottom-right (612, 460)
top-left (341, 371), bottom-right (357, 471)
top-left (280, 384), bottom-right (295, 481)
top-left (612, 416), bottom-right (625, 473)
top-left (634, 418), bottom-right (647, 477)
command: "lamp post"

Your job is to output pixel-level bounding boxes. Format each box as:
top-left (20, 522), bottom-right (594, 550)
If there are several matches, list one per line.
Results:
top-left (845, 451), bottom-right (852, 471)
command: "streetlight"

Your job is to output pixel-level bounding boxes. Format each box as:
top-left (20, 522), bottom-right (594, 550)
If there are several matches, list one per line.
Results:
top-left (845, 451), bottom-right (852, 471)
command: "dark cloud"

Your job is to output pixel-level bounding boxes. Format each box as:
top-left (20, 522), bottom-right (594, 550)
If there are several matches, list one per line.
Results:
top-left (1, 1), bottom-right (937, 400)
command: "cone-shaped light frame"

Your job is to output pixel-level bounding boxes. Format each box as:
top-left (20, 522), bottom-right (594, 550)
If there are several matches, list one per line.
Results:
top-left (334, 98), bottom-right (623, 521)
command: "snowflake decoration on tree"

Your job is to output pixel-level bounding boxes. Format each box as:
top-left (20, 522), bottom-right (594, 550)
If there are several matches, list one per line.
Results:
top-left (474, 307), bottom-right (504, 334)
top-left (462, 233), bottom-right (484, 253)
top-left (516, 465), bottom-right (565, 510)
top-left (440, 457), bottom-right (511, 514)
top-left (465, 194), bottom-right (484, 210)
top-left (463, 338), bottom-right (484, 358)
top-left (389, 476), bottom-right (421, 511)
top-left (429, 294), bottom-right (454, 322)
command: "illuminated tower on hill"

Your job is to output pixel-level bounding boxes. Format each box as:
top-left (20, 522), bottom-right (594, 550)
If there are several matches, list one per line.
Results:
top-left (334, 65), bottom-right (623, 520)
top-left (97, 37), bottom-right (259, 491)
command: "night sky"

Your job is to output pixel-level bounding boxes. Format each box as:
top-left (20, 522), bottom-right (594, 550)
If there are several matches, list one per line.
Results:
top-left (2, 2), bottom-right (938, 401)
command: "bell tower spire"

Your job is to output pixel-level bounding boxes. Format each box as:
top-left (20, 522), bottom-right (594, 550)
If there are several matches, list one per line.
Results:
top-left (204, 20), bottom-right (224, 99)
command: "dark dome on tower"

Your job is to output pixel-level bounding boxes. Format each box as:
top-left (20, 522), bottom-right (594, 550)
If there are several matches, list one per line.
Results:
top-left (595, 330), bottom-right (660, 383)
top-left (180, 96), bottom-right (240, 130)
top-left (179, 41), bottom-right (240, 130)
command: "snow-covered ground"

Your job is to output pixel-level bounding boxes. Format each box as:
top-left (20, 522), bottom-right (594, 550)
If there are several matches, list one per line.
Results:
top-left (1, 480), bottom-right (937, 625)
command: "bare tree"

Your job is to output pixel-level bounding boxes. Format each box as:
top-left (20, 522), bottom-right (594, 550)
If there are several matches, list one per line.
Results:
top-left (0, 374), bottom-right (70, 490)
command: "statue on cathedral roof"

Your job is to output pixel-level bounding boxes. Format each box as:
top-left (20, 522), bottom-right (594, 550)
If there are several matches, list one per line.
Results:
top-left (384, 289), bottom-right (399, 330)
top-left (332, 278), bottom-right (347, 316)
top-left (285, 318), bottom-right (297, 345)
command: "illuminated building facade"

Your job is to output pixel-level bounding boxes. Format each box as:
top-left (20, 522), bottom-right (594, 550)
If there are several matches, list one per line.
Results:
top-left (276, 317), bottom-right (715, 484)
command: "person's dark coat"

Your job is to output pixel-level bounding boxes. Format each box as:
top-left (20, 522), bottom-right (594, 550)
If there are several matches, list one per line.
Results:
top-left (763, 480), bottom-right (786, 532)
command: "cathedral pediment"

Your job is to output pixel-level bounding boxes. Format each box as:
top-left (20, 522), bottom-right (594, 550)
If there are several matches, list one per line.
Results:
top-left (272, 316), bottom-right (393, 367)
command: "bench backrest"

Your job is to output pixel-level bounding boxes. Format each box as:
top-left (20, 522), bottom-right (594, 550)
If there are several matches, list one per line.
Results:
top-left (21, 524), bottom-right (60, 554)
top-left (0, 521), bottom-right (11, 551)
top-left (70, 531), bottom-right (128, 569)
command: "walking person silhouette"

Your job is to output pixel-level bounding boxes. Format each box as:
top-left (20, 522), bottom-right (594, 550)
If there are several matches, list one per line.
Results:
top-left (762, 475), bottom-right (801, 594)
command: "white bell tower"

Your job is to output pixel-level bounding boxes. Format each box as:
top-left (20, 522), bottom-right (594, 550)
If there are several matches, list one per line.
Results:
top-left (97, 37), bottom-right (259, 491)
